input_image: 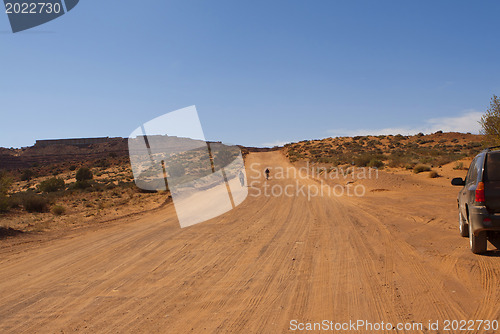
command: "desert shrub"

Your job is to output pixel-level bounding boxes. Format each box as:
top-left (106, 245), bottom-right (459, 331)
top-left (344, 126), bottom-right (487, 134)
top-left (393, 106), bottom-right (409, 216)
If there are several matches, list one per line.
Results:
top-left (433, 153), bottom-right (459, 166)
top-left (0, 172), bottom-right (11, 194)
top-left (393, 134), bottom-right (406, 141)
top-left (95, 159), bottom-right (110, 168)
top-left (8, 194), bottom-right (22, 209)
top-left (413, 164), bottom-right (431, 174)
top-left (168, 163), bottom-right (185, 177)
top-left (51, 205), bottom-right (66, 216)
top-left (92, 183), bottom-right (105, 192)
top-left (22, 194), bottom-right (49, 213)
top-left (0, 173), bottom-right (12, 212)
top-left (38, 178), bottom-right (65, 193)
top-left (317, 156), bottom-right (339, 164)
top-left (70, 180), bottom-right (92, 190)
top-left (428, 171), bottom-right (439, 178)
top-left (353, 154), bottom-right (385, 167)
top-left (0, 196), bottom-right (11, 212)
top-left (20, 169), bottom-right (34, 181)
top-left (368, 159), bottom-right (384, 168)
top-left (69, 165), bottom-right (77, 171)
top-left (388, 158), bottom-right (402, 168)
top-left (76, 167), bottom-right (93, 182)
top-left (454, 162), bottom-right (464, 170)
top-left (366, 140), bottom-right (380, 147)
top-left (354, 156), bottom-right (371, 167)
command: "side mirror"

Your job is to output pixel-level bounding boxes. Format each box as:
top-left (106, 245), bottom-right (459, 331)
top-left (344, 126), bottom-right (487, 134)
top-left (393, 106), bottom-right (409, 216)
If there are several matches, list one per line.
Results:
top-left (451, 177), bottom-right (465, 186)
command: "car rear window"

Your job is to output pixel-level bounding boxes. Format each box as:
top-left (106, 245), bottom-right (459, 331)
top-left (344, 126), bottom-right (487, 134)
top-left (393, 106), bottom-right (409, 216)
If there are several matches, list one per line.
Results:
top-left (485, 152), bottom-right (500, 181)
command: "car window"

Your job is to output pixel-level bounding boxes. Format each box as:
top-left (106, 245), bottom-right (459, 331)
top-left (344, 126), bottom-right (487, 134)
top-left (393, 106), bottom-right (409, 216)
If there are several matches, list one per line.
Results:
top-left (485, 152), bottom-right (500, 181)
top-left (466, 158), bottom-right (477, 184)
top-left (472, 158), bottom-right (481, 184)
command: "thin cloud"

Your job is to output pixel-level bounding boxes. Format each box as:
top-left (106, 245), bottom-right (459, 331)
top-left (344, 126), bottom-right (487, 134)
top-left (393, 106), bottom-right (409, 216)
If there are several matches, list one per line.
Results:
top-left (329, 110), bottom-right (483, 137)
top-left (262, 140), bottom-right (292, 147)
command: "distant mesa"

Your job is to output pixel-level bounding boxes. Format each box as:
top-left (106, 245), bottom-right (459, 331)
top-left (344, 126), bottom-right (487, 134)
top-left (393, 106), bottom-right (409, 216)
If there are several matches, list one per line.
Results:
top-left (0, 137), bottom-right (129, 170)
top-left (0, 136), bottom-right (277, 170)
top-left (35, 137), bottom-right (124, 148)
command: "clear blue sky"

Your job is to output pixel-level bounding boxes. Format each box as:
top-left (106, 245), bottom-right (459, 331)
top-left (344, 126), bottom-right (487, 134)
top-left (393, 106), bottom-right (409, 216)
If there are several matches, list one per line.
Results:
top-left (1, 1), bottom-right (499, 148)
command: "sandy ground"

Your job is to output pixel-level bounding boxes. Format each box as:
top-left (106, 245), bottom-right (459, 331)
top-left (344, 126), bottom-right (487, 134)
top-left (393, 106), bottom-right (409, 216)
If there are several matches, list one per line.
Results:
top-left (0, 151), bottom-right (499, 333)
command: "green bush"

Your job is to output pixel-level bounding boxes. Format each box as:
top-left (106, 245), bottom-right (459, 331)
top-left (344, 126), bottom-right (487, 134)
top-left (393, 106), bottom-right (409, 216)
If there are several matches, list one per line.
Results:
top-left (22, 194), bottom-right (49, 213)
top-left (413, 164), bottom-right (432, 174)
top-left (51, 205), bottom-right (66, 216)
top-left (76, 167), bottom-right (93, 182)
top-left (479, 95), bottom-right (500, 145)
top-left (38, 178), bottom-right (65, 193)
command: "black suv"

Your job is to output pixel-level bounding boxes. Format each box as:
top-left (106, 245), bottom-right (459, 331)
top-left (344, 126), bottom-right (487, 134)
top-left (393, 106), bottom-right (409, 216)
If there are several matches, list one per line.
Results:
top-left (452, 147), bottom-right (500, 254)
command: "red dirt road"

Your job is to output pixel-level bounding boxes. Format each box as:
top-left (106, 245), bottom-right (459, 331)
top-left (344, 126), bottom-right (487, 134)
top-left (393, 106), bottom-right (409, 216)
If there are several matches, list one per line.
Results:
top-left (0, 152), bottom-right (499, 333)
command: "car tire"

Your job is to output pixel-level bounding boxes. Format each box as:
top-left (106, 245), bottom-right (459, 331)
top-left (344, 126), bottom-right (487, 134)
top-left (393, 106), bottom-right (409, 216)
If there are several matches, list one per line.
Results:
top-left (469, 224), bottom-right (487, 254)
top-left (459, 212), bottom-right (469, 237)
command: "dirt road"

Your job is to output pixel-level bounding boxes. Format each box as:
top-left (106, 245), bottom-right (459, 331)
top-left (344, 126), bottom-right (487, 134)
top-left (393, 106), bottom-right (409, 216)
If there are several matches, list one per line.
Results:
top-left (0, 152), bottom-right (499, 333)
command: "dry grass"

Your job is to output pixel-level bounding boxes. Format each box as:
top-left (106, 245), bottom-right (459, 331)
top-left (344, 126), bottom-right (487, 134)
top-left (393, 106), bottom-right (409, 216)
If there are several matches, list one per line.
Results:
top-left (428, 170), bottom-right (439, 178)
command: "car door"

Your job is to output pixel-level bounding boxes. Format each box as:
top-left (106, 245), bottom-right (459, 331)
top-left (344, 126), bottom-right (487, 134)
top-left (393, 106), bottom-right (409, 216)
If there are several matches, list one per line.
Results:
top-left (465, 156), bottom-right (481, 217)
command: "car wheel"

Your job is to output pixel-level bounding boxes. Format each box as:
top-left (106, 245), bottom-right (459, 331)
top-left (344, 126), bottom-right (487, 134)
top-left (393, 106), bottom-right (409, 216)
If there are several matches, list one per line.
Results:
top-left (459, 212), bottom-right (469, 237)
top-left (469, 224), bottom-right (487, 254)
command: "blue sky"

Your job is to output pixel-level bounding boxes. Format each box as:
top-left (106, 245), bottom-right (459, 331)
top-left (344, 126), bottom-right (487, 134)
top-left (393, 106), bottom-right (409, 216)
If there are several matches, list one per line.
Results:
top-left (1, 0), bottom-right (499, 148)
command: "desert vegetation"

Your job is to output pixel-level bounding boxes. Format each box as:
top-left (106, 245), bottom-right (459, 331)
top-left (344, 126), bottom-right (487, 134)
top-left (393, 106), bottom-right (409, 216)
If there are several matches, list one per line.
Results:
top-left (0, 155), bottom-right (169, 235)
top-left (285, 132), bottom-right (483, 174)
top-left (479, 95), bottom-right (500, 146)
